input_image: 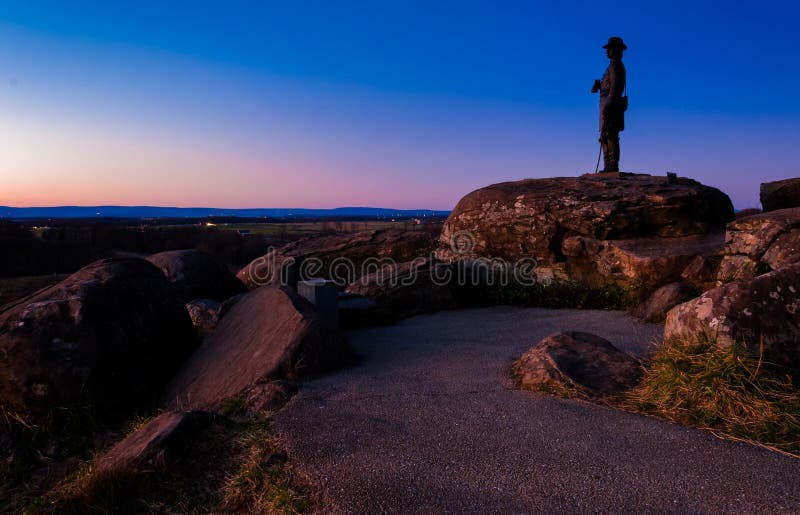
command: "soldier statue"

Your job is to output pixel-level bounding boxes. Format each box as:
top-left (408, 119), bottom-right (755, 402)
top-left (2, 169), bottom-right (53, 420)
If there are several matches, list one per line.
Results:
top-left (592, 36), bottom-right (627, 173)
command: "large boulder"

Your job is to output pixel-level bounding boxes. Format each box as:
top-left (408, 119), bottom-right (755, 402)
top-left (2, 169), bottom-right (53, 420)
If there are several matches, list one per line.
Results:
top-left (0, 258), bottom-right (197, 419)
top-left (716, 208), bottom-right (800, 282)
top-left (147, 249), bottom-right (246, 302)
top-left (438, 174), bottom-right (733, 263)
top-left (237, 229), bottom-right (438, 290)
top-left (665, 262), bottom-right (800, 373)
top-left (437, 175), bottom-right (732, 295)
top-left (163, 286), bottom-right (351, 410)
top-left (761, 178), bottom-right (800, 212)
top-left (512, 332), bottom-right (642, 397)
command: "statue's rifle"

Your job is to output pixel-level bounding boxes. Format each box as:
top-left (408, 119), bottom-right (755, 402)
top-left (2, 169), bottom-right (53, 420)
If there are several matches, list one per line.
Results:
top-left (594, 142), bottom-right (602, 174)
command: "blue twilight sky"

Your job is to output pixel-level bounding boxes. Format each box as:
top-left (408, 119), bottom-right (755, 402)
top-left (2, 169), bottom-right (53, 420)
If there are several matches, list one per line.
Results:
top-left (0, 1), bottom-right (798, 209)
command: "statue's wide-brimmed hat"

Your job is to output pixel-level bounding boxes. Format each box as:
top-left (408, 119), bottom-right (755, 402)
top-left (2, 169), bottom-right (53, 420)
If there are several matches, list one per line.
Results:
top-left (602, 36), bottom-right (627, 50)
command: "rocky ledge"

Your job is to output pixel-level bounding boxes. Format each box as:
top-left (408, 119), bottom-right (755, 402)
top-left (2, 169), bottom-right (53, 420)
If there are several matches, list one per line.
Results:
top-left (436, 174), bottom-right (733, 294)
top-left (716, 207), bottom-right (800, 283)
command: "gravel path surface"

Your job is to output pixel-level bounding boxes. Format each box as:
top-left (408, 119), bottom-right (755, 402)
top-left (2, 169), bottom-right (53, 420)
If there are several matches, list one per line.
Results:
top-left (273, 307), bottom-right (800, 513)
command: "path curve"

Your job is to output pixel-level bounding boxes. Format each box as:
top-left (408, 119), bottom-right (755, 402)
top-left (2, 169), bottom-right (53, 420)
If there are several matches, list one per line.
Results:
top-left (273, 307), bottom-right (800, 513)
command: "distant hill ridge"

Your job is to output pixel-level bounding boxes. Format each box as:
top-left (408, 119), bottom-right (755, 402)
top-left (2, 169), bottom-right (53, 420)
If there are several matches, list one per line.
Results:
top-left (0, 206), bottom-right (450, 219)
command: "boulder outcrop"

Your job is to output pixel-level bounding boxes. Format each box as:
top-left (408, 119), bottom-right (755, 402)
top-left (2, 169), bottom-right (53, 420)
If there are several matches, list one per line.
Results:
top-left (147, 249), bottom-right (246, 302)
top-left (716, 208), bottom-right (800, 282)
top-left (563, 233), bottom-right (724, 291)
top-left (0, 258), bottom-right (197, 419)
top-left (163, 286), bottom-right (351, 410)
top-left (665, 262), bottom-right (800, 373)
top-left (237, 229), bottom-right (438, 290)
top-left (512, 331), bottom-right (642, 397)
top-left (437, 174), bottom-right (733, 294)
top-left (761, 178), bottom-right (800, 212)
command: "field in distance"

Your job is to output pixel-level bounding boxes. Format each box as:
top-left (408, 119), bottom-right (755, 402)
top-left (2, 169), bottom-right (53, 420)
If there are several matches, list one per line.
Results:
top-left (206, 219), bottom-right (431, 236)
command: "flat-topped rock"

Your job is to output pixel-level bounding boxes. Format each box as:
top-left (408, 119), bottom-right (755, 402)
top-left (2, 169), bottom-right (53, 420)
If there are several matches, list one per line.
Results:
top-left (761, 178), bottom-right (800, 212)
top-left (437, 174), bottom-right (733, 264)
top-left (437, 175), bottom-right (732, 296)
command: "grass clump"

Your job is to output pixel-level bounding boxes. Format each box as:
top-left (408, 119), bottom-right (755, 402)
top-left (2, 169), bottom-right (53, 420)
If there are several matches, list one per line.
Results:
top-left (626, 335), bottom-right (800, 455)
top-left (533, 381), bottom-right (586, 400)
top-left (41, 462), bottom-right (135, 514)
top-left (221, 419), bottom-right (310, 514)
top-left (0, 404), bottom-right (99, 512)
top-left (220, 396), bottom-right (247, 418)
top-left (40, 415), bottom-right (311, 514)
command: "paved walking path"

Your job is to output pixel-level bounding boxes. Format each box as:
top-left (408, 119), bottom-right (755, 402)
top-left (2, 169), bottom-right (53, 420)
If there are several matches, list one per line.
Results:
top-left (274, 307), bottom-right (800, 513)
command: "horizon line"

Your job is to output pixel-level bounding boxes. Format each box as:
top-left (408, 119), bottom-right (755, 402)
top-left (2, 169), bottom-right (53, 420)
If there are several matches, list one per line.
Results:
top-left (0, 204), bottom-right (451, 211)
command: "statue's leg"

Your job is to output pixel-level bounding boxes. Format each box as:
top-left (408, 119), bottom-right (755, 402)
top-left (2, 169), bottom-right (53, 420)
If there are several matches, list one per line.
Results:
top-left (600, 131), bottom-right (611, 171)
top-left (607, 132), bottom-right (620, 172)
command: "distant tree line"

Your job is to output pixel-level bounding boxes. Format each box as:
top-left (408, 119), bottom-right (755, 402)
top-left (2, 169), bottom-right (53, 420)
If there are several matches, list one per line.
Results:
top-left (0, 220), bottom-right (269, 278)
top-left (0, 216), bottom-right (446, 278)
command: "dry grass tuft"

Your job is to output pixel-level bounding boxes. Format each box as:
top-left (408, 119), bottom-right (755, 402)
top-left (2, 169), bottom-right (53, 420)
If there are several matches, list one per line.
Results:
top-left (625, 335), bottom-right (800, 455)
top-left (221, 420), bottom-right (310, 514)
top-left (30, 415), bottom-right (311, 514)
top-left (535, 381), bottom-right (587, 400)
top-left (42, 462), bottom-right (134, 514)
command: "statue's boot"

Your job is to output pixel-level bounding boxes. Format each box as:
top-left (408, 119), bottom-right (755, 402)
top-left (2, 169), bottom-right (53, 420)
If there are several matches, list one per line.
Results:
top-left (597, 155), bottom-right (619, 174)
top-left (599, 133), bottom-right (620, 172)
